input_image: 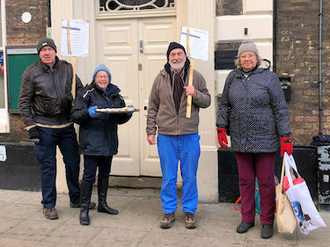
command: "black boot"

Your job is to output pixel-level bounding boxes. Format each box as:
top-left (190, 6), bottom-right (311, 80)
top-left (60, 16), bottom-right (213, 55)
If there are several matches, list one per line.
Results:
top-left (97, 176), bottom-right (118, 215)
top-left (80, 180), bottom-right (92, 225)
top-left (261, 224), bottom-right (273, 239)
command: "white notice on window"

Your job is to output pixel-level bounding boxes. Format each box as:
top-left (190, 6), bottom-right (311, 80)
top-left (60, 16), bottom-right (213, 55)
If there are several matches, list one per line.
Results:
top-left (61, 19), bottom-right (89, 57)
top-left (180, 26), bottom-right (209, 61)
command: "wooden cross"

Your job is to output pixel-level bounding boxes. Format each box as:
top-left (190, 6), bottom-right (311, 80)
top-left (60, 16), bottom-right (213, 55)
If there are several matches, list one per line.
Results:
top-left (186, 28), bottom-right (194, 118)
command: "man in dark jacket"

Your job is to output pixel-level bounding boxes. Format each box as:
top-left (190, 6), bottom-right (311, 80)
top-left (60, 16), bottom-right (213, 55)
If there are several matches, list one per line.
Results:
top-left (71, 64), bottom-right (132, 225)
top-left (18, 37), bottom-right (92, 220)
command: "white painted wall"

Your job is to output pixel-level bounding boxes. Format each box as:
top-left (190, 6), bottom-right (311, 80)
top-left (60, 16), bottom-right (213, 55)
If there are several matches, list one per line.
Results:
top-left (0, 0), bottom-right (9, 133)
top-left (216, 15), bottom-right (272, 41)
top-left (50, 0), bottom-right (274, 203)
top-left (215, 0), bottom-right (273, 96)
top-left (243, 0), bottom-right (272, 14)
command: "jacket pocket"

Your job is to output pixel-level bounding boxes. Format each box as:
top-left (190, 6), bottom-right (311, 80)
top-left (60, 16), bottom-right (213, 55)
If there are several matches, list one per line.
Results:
top-left (35, 98), bottom-right (57, 115)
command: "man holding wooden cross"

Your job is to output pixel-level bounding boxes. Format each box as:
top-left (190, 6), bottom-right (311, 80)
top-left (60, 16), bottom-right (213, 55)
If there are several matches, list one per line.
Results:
top-left (146, 42), bottom-right (211, 229)
top-left (18, 37), bottom-right (95, 220)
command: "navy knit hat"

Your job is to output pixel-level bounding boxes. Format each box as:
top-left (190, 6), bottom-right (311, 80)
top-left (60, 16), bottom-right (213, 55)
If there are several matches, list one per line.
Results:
top-left (166, 42), bottom-right (186, 60)
top-left (92, 64), bottom-right (112, 82)
top-left (37, 37), bottom-right (57, 54)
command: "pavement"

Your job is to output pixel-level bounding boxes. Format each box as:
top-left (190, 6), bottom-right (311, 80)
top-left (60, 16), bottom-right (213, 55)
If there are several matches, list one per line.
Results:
top-left (0, 187), bottom-right (329, 247)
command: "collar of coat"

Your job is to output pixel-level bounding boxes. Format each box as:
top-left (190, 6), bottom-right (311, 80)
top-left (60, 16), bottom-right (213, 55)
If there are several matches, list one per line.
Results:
top-left (39, 56), bottom-right (60, 71)
top-left (91, 81), bottom-right (120, 97)
top-left (164, 58), bottom-right (190, 85)
top-left (234, 65), bottom-right (269, 79)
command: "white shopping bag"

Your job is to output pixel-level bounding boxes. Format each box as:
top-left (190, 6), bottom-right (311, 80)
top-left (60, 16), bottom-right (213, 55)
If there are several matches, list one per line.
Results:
top-left (283, 153), bottom-right (326, 234)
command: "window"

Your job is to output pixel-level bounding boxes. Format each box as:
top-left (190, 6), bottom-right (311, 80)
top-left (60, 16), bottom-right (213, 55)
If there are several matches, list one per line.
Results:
top-left (99, 0), bottom-right (175, 12)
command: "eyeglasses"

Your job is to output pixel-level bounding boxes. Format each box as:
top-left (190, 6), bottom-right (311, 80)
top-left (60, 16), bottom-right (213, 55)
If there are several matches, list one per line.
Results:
top-left (240, 54), bottom-right (256, 59)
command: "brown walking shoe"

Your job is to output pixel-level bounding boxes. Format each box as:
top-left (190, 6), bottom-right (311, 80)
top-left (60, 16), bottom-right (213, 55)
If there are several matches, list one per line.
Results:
top-left (43, 207), bottom-right (58, 220)
top-left (160, 213), bottom-right (175, 229)
top-left (185, 212), bottom-right (197, 229)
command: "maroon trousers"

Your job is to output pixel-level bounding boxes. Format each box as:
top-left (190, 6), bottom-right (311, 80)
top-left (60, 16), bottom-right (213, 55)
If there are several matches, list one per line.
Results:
top-left (235, 152), bottom-right (276, 225)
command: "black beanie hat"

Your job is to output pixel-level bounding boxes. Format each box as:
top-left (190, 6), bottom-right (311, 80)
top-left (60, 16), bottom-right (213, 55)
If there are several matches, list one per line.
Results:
top-left (37, 37), bottom-right (57, 54)
top-left (166, 42), bottom-right (186, 60)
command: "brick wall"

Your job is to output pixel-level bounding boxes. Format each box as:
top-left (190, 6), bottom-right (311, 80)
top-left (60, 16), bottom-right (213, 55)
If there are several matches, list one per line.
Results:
top-left (276, 0), bottom-right (330, 145)
top-left (216, 0), bottom-right (330, 145)
top-left (6, 0), bottom-right (48, 44)
top-left (0, 0), bottom-right (47, 142)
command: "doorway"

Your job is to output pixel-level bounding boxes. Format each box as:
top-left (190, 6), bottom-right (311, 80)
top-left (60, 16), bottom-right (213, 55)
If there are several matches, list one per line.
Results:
top-left (96, 17), bottom-right (176, 176)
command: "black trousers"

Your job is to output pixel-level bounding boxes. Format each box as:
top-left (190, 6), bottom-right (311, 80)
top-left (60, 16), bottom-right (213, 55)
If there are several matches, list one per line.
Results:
top-left (35, 125), bottom-right (80, 208)
top-left (82, 155), bottom-right (113, 184)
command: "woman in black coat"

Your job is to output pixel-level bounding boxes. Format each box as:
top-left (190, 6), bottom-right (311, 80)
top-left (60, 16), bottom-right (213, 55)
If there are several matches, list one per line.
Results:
top-left (71, 64), bottom-right (132, 225)
top-left (216, 40), bottom-right (293, 239)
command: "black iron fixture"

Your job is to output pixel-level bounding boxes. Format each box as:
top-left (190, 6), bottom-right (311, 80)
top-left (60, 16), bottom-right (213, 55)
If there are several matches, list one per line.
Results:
top-left (279, 73), bottom-right (291, 102)
top-left (244, 28), bottom-right (248, 35)
top-left (214, 50), bottom-right (237, 70)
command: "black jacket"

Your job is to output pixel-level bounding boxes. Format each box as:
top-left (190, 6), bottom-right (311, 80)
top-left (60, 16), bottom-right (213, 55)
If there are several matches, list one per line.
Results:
top-left (71, 81), bottom-right (132, 156)
top-left (19, 57), bottom-right (83, 127)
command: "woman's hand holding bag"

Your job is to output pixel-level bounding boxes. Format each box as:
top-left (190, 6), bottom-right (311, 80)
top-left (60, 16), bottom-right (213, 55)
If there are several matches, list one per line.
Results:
top-left (280, 137), bottom-right (293, 157)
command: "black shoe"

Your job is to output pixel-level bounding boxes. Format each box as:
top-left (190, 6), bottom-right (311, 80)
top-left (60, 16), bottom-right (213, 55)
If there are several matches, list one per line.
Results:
top-left (97, 176), bottom-right (118, 215)
top-left (70, 201), bottom-right (96, 209)
top-left (261, 224), bottom-right (273, 239)
top-left (236, 221), bottom-right (254, 233)
top-left (79, 180), bottom-right (93, 225)
top-left (80, 208), bottom-right (90, 225)
top-left (97, 204), bottom-right (119, 215)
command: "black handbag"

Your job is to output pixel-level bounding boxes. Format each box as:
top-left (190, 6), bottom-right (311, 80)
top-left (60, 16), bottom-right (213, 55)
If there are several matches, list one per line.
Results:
top-left (311, 135), bottom-right (330, 146)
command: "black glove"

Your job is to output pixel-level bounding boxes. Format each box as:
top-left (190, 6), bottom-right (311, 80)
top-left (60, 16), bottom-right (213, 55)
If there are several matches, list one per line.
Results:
top-left (28, 127), bottom-right (40, 144)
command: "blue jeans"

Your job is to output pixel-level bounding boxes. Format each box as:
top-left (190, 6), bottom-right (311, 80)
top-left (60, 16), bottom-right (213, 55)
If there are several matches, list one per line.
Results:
top-left (34, 125), bottom-right (80, 208)
top-left (157, 134), bottom-right (200, 214)
top-left (82, 155), bottom-right (112, 184)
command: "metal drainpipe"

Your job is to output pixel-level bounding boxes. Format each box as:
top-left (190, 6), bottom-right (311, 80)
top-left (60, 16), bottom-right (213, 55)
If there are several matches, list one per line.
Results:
top-left (273, 0), bottom-right (277, 72)
top-left (48, 0), bottom-right (51, 27)
top-left (318, 0), bottom-right (323, 135)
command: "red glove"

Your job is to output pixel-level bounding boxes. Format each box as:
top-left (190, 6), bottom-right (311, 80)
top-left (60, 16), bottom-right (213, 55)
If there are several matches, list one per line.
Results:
top-left (280, 136), bottom-right (293, 157)
top-left (217, 127), bottom-right (228, 148)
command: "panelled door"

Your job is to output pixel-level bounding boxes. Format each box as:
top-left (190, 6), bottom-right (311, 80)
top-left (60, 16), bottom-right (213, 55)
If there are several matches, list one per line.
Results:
top-left (96, 17), bottom-right (176, 176)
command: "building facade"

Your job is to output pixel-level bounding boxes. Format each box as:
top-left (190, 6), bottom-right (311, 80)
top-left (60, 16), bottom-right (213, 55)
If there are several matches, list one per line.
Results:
top-left (0, 0), bottom-right (329, 203)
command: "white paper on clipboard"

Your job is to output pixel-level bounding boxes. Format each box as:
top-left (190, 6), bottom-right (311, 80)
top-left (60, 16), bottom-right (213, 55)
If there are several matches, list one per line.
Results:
top-left (180, 26), bottom-right (209, 61)
top-left (61, 19), bottom-right (89, 57)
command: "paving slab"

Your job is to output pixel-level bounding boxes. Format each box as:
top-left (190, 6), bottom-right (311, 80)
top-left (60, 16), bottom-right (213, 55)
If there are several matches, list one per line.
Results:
top-left (0, 188), bottom-right (329, 247)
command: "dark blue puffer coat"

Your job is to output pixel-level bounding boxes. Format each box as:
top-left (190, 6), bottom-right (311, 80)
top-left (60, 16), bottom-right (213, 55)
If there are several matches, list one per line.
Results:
top-left (216, 66), bottom-right (291, 153)
top-left (71, 81), bottom-right (132, 156)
